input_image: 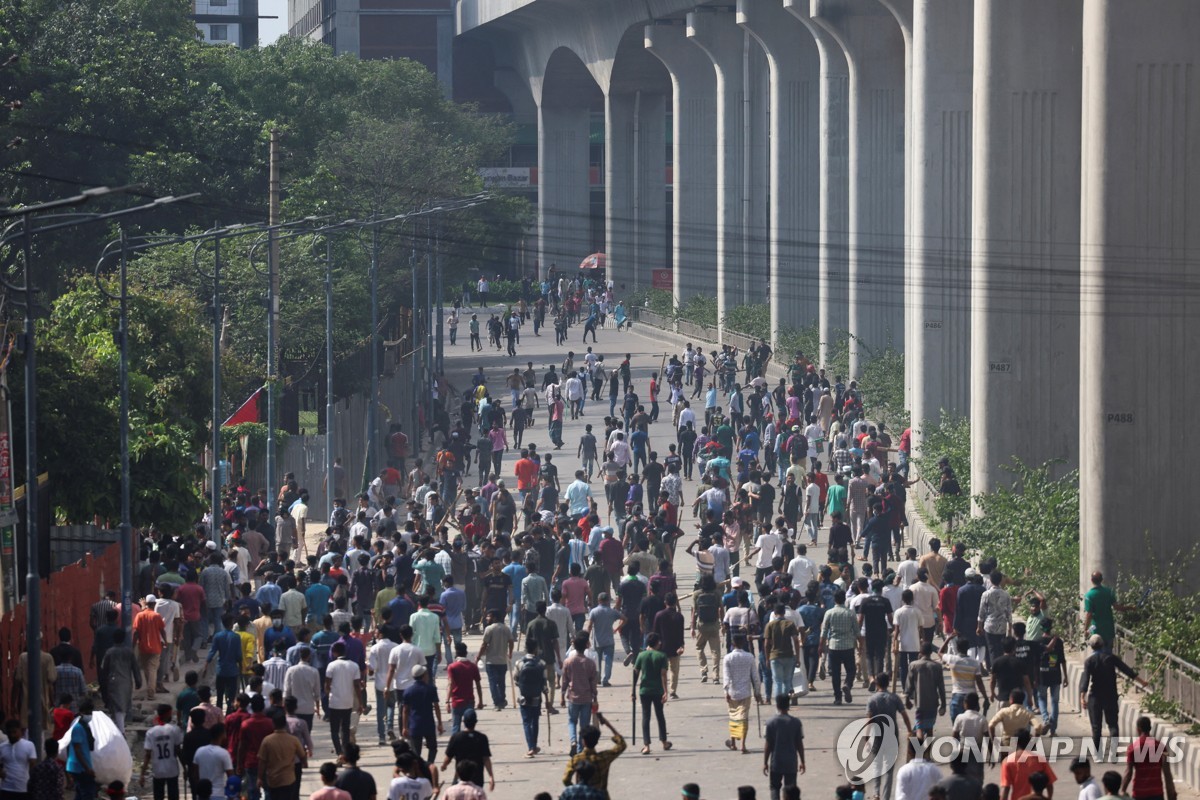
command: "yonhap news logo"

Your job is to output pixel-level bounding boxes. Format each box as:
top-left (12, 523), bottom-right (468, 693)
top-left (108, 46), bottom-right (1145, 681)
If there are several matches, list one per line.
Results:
top-left (835, 722), bottom-right (1189, 775)
top-left (836, 715), bottom-right (902, 781)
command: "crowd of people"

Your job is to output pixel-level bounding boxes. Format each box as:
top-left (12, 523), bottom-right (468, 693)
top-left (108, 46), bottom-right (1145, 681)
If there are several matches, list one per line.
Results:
top-left (0, 286), bottom-right (1178, 800)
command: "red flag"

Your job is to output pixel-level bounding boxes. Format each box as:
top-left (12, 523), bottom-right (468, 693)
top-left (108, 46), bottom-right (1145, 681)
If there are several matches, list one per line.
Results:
top-left (222, 387), bottom-right (262, 427)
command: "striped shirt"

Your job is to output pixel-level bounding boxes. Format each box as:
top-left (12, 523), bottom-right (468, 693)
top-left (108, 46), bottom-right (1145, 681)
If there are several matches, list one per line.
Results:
top-left (820, 605), bottom-right (860, 651)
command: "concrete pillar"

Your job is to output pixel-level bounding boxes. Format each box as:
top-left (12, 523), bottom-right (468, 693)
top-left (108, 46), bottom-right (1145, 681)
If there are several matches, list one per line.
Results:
top-left (970, 0), bottom-right (1080, 500)
top-left (784, 0), bottom-right (850, 368)
top-left (645, 22), bottom-right (719, 308)
top-left (1079, 0), bottom-right (1200, 588)
top-left (811, 0), bottom-right (906, 377)
top-left (907, 0), bottom-right (973, 448)
top-left (537, 102), bottom-right (591, 278)
top-left (687, 8), bottom-right (751, 342)
top-left (606, 91), bottom-right (668, 292)
top-left (738, 0), bottom-right (821, 342)
top-left (747, 44), bottom-right (771, 313)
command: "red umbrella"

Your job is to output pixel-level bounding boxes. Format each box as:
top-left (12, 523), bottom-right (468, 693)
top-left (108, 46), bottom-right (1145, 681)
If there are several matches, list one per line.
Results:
top-left (579, 253), bottom-right (606, 270)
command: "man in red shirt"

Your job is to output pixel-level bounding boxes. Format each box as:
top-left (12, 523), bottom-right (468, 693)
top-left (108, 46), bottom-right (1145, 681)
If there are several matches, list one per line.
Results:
top-left (236, 695), bottom-right (276, 799)
top-left (132, 596), bottom-right (167, 701)
top-left (223, 694), bottom-right (251, 762)
top-left (388, 424), bottom-right (410, 473)
top-left (446, 642), bottom-right (483, 735)
top-left (1123, 715), bottom-right (1178, 800)
top-left (513, 450), bottom-right (540, 503)
top-left (175, 573), bottom-right (206, 662)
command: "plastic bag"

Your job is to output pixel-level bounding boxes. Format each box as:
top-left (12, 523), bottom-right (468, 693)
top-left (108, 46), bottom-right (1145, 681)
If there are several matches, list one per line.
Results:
top-left (791, 665), bottom-right (810, 699)
top-left (57, 710), bottom-right (133, 786)
top-left (585, 648), bottom-right (599, 671)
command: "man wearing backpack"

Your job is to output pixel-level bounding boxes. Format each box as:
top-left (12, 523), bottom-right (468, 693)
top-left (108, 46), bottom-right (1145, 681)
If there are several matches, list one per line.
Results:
top-left (691, 575), bottom-right (723, 683)
top-left (515, 642), bottom-right (547, 758)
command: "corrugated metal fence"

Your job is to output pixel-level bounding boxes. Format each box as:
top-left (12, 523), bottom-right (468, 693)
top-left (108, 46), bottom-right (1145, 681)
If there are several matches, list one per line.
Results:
top-left (235, 362), bottom-right (417, 514)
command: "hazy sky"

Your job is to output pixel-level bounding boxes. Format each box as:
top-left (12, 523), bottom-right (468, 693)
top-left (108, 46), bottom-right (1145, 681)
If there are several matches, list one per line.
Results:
top-left (260, 0), bottom-right (288, 44)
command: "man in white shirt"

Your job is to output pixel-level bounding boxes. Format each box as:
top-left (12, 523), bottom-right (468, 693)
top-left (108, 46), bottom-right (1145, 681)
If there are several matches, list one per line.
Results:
top-left (677, 402), bottom-right (696, 432)
top-left (140, 705), bottom-right (184, 793)
top-left (1069, 757), bottom-right (1103, 800)
top-left (892, 589), bottom-right (923, 688)
top-left (894, 742), bottom-right (943, 800)
top-left (282, 647), bottom-right (323, 728)
top-left (192, 726), bottom-right (235, 788)
top-left (909, 569), bottom-right (940, 645)
top-left (609, 434), bottom-right (631, 468)
top-left (746, 526), bottom-right (783, 591)
top-left (368, 629), bottom-right (399, 746)
top-left (566, 373), bottom-right (585, 419)
top-left (0, 720), bottom-right (37, 797)
top-left (386, 626), bottom-right (427, 696)
top-left (895, 548), bottom-right (921, 587)
top-left (155, 585), bottom-right (183, 685)
top-left (324, 642), bottom-right (363, 756)
top-left (787, 544), bottom-right (819, 591)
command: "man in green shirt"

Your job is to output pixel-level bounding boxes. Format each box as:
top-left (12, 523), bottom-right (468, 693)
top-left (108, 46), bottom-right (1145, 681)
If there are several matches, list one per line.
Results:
top-left (1083, 572), bottom-right (1131, 647)
top-left (410, 596), bottom-right (445, 675)
top-left (632, 633), bottom-right (671, 754)
top-left (826, 474), bottom-right (847, 518)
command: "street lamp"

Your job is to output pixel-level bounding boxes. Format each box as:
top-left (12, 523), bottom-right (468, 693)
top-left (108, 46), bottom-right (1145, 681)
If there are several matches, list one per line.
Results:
top-left (0, 191), bottom-right (194, 756)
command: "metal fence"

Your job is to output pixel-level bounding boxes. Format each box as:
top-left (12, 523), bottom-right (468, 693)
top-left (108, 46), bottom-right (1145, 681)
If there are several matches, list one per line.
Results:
top-left (236, 360), bottom-right (417, 515)
top-left (1114, 624), bottom-right (1200, 723)
top-left (48, 524), bottom-right (121, 571)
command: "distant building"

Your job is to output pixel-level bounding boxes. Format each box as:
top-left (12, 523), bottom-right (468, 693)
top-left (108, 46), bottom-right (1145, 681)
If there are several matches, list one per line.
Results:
top-left (287, 0), bottom-right (454, 95)
top-left (192, 0), bottom-right (260, 48)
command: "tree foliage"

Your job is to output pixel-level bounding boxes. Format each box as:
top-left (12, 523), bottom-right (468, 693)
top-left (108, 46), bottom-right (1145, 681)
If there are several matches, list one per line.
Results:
top-left (913, 412), bottom-right (971, 524)
top-left (10, 277), bottom-right (210, 530)
top-left (955, 461), bottom-right (1082, 641)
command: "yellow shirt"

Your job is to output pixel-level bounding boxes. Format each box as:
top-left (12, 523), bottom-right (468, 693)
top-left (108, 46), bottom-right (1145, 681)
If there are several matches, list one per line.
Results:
top-left (238, 630), bottom-right (257, 675)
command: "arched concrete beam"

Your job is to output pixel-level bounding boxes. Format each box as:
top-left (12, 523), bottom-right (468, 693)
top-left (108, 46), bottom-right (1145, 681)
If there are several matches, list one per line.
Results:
top-left (737, 0), bottom-right (821, 348)
top-left (645, 21), bottom-right (719, 308)
top-left (810, 0), bottom-right (906, 378)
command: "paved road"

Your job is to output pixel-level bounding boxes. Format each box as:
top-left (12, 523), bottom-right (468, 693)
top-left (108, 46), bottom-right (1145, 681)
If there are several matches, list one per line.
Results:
top-left (289, 312), bottom-right (1190, 800)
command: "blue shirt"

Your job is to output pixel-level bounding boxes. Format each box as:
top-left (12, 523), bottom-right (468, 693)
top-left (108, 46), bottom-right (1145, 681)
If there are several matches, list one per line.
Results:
top-left (402, 681), bottom-right (440, 736)
top-left (798, 603), bottom-right (825, 646)
top-left (387, 596), bottom-right (415, 628)
top-left (255, 582), bottom-right (282, 610)
top-left (630, 430), bottom-right (648, 453)
top-left (66, 721), bottom-right (92, 774)
top-left (305, 583), bottom-right (333, 621)
top-left (566, 480), bottom-right (592, 517)
top-left (503, 563), bottom-right (528, 606)
top-left (263, 626), bottom-right (297, 657)
top-left (207, 629), bottom-right (243, 677)
top-left (439, 587), bottom-right (466, 629)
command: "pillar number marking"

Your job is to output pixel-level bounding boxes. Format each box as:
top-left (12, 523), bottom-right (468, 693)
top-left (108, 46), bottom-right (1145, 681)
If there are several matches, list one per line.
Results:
top-left (988, 361), bottom-right (1012, 373)
top-left (1106, 413), bottom-right (1135, 424)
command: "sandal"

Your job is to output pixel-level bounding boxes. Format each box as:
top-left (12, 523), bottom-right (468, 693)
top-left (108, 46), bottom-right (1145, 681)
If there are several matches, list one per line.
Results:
top-left (663, 741), bottom-right (673, 751)
top-left (724, 738), bottom-right (735, 750)
top-left (641, 745), bottom-right (651, 754)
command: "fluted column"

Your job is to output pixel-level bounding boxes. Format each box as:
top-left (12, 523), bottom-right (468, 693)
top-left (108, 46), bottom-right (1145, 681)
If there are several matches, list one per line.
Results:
top-left (811, 0), bottom-right (906, 377)
top-left (687, 8), bottom-right (752, 342)
top-left (970, 0), bottom-right (1081, 500)
top-left (1079, 0), bottom-right (1200, 588)
top-left (645, 22), bottom-right (719, 308)
top-left (606, 90), bottom-right (668, 292)
top-left (907, 0), bottom-right (973, 448)
top-left (738, 0), bottom-right (821, 342)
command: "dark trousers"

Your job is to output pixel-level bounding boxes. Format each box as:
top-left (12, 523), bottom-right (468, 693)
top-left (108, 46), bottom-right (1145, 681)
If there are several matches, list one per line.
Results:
top-left (520, 704), bottom-right (541, 750)
top-left (264, 784), bottom-right (299, 800)
top-left (640, 694), bottom-right (668, 745)
top-left (802, 643), bottom-right (820, 681)
top-left (984, 632), bottom-right (1005, 668)
top-left (327, 707), bottom-right (352, 755)
top-left (865, 638), bottom-right (888, 679)
top-left (152, 778), bottom-right (180, 800)
top-left (407, 731), bottom-right (438, 763)
top-left (769, 771), bottom-right (798, 800)
top-left (1086, 694), bottom-right (1120, 751)
top-left (828, 648), bottom-right (856, 702)
top-left (216, 675), bottom-right (239, 711)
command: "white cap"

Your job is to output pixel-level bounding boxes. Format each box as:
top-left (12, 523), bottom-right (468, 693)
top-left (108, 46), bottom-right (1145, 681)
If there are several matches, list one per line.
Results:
top-left (205, 540), bottom-right (218, 551)
top-left (144, 594), bottom-right (157, 604)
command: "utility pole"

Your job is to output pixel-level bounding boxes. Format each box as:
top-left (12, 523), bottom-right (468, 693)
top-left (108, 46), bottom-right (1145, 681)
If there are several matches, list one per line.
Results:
top-left (266, 129), bottom-right (280, 507)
